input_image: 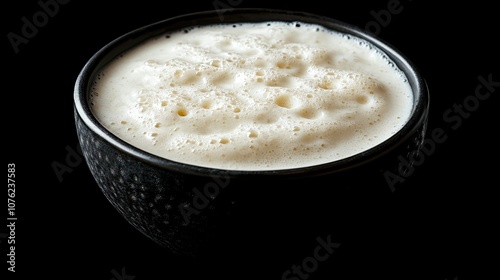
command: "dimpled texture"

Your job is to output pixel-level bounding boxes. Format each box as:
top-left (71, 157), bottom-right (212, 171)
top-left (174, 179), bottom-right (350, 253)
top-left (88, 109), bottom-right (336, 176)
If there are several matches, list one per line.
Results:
top-left (75, 110), bottom-right (220, 255)
top-left (90, 21), bottom-right (413, 170)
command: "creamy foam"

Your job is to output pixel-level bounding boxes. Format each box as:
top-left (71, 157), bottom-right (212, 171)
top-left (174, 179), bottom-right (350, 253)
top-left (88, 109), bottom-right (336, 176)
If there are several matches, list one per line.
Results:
top-left (90, 21), bottom-right (413, 170)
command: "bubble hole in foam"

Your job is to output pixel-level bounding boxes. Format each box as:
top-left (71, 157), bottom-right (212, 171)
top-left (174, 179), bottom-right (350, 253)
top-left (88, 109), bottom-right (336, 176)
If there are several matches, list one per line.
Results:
top-left (90, 21), bottom-right (413, 171)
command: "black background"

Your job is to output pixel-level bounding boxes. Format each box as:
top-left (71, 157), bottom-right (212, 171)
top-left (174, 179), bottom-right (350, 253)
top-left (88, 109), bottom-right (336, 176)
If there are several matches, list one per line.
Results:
top-left (3, 0), bottom-right (498, 279)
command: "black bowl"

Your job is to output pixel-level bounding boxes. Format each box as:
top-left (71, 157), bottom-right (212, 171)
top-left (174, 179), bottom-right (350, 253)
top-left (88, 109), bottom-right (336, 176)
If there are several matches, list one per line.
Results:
top-left (74, 8), bottom-right (429, 263)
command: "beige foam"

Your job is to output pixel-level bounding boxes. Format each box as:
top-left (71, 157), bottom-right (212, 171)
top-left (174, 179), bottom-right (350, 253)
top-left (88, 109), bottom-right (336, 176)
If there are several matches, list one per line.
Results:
top-left (90, 21), bottom-right (413, 170)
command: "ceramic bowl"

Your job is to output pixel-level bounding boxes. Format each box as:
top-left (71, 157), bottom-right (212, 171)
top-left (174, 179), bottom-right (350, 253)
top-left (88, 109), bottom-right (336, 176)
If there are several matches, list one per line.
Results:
top-left (74, 8), bottom-right (429, 260)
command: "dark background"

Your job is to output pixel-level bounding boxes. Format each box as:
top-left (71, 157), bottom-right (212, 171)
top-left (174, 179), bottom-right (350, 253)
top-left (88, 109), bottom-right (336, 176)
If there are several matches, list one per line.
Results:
top-left (3, 0), bottom-right (498, 279)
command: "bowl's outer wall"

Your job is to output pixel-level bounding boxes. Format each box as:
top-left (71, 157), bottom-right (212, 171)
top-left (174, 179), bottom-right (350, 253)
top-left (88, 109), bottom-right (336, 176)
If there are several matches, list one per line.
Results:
top-left (75, 106), bottom-right (427, 257)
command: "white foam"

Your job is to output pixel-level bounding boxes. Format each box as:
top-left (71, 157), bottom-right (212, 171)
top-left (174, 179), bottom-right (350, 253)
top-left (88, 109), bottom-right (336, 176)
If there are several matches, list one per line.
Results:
top-left (90, 21), bottom-right (413, 170)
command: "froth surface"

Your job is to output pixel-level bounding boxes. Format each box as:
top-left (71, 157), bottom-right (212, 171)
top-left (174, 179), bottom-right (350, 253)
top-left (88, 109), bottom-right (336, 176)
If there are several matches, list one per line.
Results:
top-left (90, 21), bottom-right (413, 170)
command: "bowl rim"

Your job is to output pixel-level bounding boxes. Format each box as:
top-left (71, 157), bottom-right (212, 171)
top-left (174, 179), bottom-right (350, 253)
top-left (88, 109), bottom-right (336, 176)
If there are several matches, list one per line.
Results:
top-left (74, 8), bottom-right (429, 178)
